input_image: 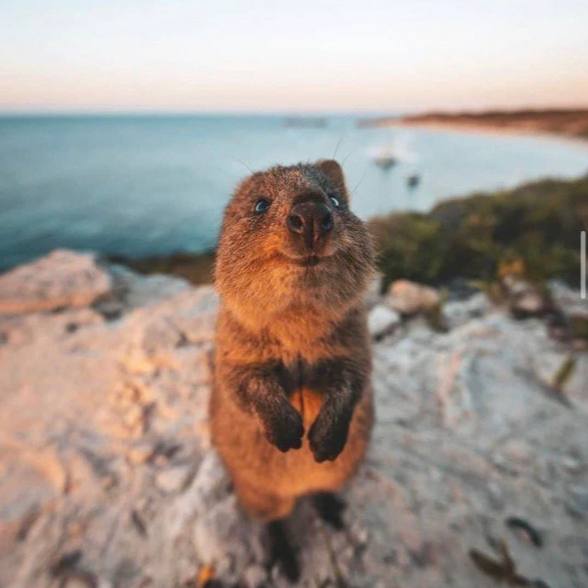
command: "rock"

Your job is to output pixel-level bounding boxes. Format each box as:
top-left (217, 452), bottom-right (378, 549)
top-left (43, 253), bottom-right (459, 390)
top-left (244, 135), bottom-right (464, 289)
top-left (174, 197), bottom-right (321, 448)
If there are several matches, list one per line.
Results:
top-left (126, 441), bottom-right (154, 465)
top-left (561, 455), bottom-right (582, 474)
top-left (1, 250), bottom-right (587, 588)
top-left (108, 264), bottom-right (190, 310)
top-left (368, 305), bottom-right (400, 339)
top-left (548, 280), bottom-right (585, 315)
top-left (505, 517), bottom-right (543, 547)
top-left (59, 574), bottom-right (100, 588)
top-left (445, 278), bottom-right (481, 301)
top-left (364, 272), bottom-right (384, 309)
top-left (192, 495), bottom-right (262, 581)
top-left (386, 279), bottom-right (440, 316)
top-left (570, 314), bottom-right (588, 342)
top-left (549, 280), bottom-right (588, 342)
top-left (502, 275), bottom-right (550, 318)
top-left (243, 564), bottom-right (267, 588)
top-left (443, 292), bottom-right (490, 328)
top-left (0, 250), bottom-right (112, 315)
top-left (155, 464), bottom-right (194, 493)
top-left (514, 291), bottom-right (546, 315)
top-left (0, 449), bottom-right (62, 548)
top-left (568, 485), bottom-right (588, 515)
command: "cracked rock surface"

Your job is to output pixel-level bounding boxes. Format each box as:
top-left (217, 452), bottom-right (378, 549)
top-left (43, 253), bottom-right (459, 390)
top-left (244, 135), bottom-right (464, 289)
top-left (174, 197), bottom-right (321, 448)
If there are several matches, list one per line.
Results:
top-left (0, 251), bottom-right (586, 587)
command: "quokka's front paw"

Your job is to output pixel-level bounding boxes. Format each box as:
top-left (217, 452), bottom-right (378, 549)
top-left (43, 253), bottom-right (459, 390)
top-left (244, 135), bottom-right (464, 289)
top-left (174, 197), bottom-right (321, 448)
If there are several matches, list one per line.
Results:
top-left (263, 401), bottom-right (304, 452)
top-left (308, 409), bottom-right (351, 463)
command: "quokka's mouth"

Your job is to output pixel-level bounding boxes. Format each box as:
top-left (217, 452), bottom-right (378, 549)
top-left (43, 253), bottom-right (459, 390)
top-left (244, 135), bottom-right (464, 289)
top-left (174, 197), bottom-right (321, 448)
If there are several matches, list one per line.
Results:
top-left (274, 250), bottom-right (334, 268)
top-left (288, 253), bottom-right (329, 267)
top-left (300, 254), bottom-right (321, 267)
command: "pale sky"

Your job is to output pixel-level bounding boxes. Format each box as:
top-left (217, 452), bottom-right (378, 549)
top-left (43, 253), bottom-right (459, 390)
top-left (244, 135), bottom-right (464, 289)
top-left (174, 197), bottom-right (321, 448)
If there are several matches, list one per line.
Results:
top-left (1, 0), bottom-right (587, 113)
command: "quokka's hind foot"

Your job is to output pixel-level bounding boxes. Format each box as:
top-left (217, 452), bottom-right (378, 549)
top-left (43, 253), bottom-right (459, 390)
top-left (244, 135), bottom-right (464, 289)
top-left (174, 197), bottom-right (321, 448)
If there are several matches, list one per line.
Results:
top-left (267, 520), bottom-right (300, 583)
top-left (312, 492), bottom-right (346, 530)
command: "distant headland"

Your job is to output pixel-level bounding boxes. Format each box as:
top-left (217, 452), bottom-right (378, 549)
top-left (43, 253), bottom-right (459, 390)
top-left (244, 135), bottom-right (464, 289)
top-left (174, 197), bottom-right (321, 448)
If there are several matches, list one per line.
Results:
top-left (359, 108), bottom-right (588, 141)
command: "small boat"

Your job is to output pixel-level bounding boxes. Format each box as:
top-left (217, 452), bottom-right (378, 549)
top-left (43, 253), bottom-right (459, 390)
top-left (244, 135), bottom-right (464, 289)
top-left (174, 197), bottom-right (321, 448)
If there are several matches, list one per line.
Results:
top-left (372, 147), bottom-right (397, 170)
top-left (284, 117), bottom-right (327, 128)
top-left (407, 173), bottom-right (421, 189)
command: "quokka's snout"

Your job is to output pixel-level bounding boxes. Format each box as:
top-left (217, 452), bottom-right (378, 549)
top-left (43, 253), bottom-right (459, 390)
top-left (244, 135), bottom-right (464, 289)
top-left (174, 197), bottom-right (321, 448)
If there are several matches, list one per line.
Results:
top-left (286, 192), bottom-right (335, 256)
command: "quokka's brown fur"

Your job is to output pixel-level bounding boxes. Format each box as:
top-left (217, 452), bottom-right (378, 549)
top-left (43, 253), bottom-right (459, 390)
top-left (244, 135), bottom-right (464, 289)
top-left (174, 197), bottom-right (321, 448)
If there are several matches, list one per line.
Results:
top-left (210, 159), bottom-right (374, 521)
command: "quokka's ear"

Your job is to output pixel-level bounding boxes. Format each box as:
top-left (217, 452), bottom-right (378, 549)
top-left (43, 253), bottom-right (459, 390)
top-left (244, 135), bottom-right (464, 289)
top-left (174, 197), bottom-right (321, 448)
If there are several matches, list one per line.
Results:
top-left (316, 159), bottom-right (347, 192)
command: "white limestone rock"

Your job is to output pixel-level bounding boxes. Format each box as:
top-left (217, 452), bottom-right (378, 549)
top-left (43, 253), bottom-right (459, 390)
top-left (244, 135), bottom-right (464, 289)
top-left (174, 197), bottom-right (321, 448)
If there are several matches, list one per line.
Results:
top-left (0, 249), bottom-right (112, 315)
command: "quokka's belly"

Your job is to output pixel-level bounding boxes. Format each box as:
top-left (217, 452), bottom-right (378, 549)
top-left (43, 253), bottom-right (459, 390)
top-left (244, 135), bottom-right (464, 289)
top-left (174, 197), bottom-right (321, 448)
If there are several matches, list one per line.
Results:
top-left (280, 388), bottom-right (373, 495)
top-left (211, 386), bottom-right (373, 498)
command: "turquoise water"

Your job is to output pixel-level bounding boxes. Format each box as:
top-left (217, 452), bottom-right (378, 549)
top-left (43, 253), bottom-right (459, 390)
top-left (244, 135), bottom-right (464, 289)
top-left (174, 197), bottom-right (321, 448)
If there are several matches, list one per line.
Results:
top-left (0, 114), bottom-right (586, 270)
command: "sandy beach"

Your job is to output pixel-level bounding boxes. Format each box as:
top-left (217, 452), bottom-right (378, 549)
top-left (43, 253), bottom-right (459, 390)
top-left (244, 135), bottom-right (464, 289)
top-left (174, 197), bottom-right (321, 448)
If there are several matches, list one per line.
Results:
top-left (361, 109), bottom-right (588, 143)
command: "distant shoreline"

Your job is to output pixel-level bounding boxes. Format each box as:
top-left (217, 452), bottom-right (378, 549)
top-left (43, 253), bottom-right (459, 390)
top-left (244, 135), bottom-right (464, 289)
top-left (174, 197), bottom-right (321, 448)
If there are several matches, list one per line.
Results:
top-left (360, 108), bottom-right (588, 142)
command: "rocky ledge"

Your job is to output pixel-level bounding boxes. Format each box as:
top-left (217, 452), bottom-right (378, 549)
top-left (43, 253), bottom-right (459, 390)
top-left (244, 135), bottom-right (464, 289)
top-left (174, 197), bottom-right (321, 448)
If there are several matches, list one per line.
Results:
top-left (0, 250), bottom-right (587, 588)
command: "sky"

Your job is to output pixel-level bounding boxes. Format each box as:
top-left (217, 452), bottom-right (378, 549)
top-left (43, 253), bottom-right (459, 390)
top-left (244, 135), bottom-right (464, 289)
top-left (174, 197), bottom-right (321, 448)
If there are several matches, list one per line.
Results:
top-left (1, 0), bottom-right (587, 113)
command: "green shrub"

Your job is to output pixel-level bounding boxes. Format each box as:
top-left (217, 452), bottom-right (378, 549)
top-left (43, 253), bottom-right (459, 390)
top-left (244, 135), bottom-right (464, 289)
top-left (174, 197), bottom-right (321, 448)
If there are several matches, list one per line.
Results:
top-left (369, 175), bottom-right (588, 288)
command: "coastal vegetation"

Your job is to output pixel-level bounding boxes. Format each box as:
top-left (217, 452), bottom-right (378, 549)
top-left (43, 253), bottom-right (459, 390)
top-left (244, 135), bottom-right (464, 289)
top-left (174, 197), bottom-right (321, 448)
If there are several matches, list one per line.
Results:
top-left (369, 174), bottom-right (588, 290)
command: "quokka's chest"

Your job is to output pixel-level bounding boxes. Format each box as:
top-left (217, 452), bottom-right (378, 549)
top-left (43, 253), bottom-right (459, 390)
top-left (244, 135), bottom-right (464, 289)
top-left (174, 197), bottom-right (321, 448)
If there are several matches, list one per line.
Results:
top-left (278, 357), bottom-right (333, 428)
top-left (289, 387), bottom-right (324, 428)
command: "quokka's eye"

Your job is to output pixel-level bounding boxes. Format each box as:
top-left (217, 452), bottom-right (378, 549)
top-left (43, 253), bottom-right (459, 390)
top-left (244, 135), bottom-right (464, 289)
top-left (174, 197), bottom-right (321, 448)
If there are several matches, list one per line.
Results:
top-left (329, 195), bottom-right (341, 208)
top-left (254, 198), bottom-right (271, 214)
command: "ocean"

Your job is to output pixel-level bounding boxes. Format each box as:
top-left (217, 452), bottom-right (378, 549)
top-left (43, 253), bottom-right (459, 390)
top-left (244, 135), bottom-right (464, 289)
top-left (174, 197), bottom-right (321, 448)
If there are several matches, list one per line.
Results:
top-left (0, 114), bottom-right (586, 270)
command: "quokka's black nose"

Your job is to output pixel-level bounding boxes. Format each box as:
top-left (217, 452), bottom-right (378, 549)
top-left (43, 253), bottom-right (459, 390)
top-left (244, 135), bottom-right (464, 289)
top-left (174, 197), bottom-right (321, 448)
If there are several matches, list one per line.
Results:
top-left (287, 201), bottom-right (333, 249)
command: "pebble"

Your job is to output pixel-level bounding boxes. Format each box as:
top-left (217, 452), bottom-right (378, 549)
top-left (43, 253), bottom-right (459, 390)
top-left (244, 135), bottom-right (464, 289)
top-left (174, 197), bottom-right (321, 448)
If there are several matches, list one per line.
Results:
top-left (243, 564), bottom-right (267, 588)
top-left (568, 485), bottom-right (588, 514)
top-left (368, 305), bottom-right (401, 339)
